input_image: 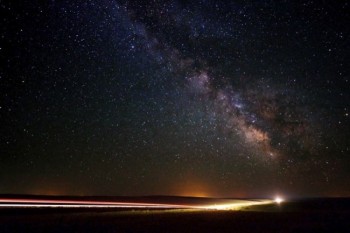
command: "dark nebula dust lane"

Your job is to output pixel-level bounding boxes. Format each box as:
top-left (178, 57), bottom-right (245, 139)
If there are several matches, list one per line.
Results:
top-left (1, 1), bottom-right (349, 197)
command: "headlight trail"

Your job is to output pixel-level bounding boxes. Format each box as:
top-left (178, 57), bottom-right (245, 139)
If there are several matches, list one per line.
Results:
top-left (0, 198), bottom-right (194, 209)
top-left (0, 198), bottom-right (276, 210)
top-left (199, 200), bottom-right (275, 210)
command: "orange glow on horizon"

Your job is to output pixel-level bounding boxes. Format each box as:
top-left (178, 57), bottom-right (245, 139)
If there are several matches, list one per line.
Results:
top-left (169, 178), bottom-right (212, 197)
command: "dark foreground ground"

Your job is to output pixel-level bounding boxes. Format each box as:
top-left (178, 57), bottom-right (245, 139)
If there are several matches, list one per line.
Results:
top-left (1, 198), bottom-right (350, 233)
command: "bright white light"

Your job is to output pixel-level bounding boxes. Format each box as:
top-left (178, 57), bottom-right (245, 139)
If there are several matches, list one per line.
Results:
top-left (274, 197), bottom-right (283, 204)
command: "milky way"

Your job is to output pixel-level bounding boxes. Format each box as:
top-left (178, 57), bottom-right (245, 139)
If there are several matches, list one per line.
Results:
top-left (1, 1), bottom-right (349, 197)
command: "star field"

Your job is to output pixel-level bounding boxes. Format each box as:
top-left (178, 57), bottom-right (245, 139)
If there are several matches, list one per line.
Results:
top-left (1, 1), bottom-right (349, 197)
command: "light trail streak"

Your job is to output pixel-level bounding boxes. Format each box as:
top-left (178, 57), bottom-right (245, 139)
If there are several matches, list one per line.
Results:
top-left (200, 200), bottom-right (274, 210)
top-left (0, 198), bottom-right (193, 209)
top-left (0, 204), bottom-right (186, 209)
top-left (0, 198), bottom-right (276, 210)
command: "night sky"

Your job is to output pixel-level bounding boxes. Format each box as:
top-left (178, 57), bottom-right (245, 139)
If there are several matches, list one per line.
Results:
top-left (1, 1), bottom-right (349, 198)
